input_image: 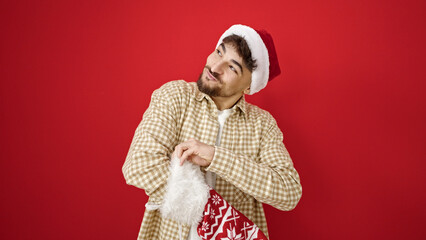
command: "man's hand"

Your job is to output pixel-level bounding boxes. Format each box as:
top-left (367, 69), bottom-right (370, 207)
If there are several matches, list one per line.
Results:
top-left (173, 138), bottom-right (215, 167)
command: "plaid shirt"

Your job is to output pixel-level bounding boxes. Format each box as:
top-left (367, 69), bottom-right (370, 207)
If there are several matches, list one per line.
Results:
top-left (122, 80), bottom-right (302, 239)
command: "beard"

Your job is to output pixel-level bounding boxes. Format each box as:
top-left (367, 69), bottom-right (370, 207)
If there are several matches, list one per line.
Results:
top-left (196, 67), bottom-right (222, 97)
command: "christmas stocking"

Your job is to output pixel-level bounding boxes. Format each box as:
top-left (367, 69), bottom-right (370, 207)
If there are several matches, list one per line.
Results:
top-left (197, 188), bottom-right (268, 240)
top-left (161, 157), bottom-right (268, 239)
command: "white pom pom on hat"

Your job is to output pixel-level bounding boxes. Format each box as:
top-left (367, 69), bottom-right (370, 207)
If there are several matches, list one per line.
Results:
top-left (216, 24), bottom-right (281, 95)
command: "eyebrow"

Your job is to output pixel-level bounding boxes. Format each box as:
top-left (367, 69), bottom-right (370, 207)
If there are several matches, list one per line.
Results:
top-left (220, 43), bottom-right (243, 74)
top-left (231, 60), bottom-right (243, 74)
top-left (220, 43), bottom-right (226, 54)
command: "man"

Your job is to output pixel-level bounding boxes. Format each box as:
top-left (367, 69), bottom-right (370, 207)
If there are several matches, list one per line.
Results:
top-left (122, 24), bottom-right (302, 239)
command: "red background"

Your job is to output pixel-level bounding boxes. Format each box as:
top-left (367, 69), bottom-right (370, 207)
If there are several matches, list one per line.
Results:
top-left (1, 0), bottom-right (425, 239)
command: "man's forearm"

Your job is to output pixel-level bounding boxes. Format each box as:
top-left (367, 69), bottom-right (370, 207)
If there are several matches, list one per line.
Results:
top-left (206, 146), bottom-right (302, 211)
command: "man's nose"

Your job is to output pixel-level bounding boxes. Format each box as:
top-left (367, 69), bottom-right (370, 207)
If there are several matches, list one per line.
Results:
top-left (210, 60), bottom-right (225, 74)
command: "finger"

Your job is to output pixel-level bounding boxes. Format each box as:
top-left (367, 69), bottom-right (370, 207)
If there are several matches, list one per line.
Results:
top-left (179, 153), bottom-right (188, 166)
top-left (180, 148), bottom-right (196, 166)
top-left (177, 145), bottom-right (187, 165)
top-left (174, 144), bottom-right (188, 159)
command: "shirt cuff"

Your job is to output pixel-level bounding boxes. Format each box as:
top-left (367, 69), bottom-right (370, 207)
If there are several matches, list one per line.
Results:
top-left (206, 146), bottom-right (234, 177)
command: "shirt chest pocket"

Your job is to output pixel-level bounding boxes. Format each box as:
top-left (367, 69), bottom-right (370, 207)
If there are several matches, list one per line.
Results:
top-left (224, 125), bottom-right (261, 160)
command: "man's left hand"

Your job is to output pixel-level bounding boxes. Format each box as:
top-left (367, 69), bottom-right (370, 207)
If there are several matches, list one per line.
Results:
top-left (173, 138), bottom-right (215, 167)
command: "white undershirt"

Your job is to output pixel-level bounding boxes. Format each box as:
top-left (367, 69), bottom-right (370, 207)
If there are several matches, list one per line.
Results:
top-left (187, 108), bottom-right (233, 240)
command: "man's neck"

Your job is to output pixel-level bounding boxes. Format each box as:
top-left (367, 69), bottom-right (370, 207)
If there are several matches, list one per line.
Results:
top-left (211, 94), bottom-right (243, 110)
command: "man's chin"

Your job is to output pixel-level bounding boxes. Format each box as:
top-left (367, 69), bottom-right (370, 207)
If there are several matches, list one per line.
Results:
top-left (197, 74), bottom-right (220, 97)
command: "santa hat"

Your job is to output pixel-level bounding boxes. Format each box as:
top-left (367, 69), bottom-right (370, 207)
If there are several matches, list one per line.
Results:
top-left (216, 24), bottom-right (281, 95)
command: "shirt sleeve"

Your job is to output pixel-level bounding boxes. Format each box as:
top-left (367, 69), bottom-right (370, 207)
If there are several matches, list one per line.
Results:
top-left (206, 120), bottom-right (302, 211)
top-left (122, 82), bottom-right (181, 204)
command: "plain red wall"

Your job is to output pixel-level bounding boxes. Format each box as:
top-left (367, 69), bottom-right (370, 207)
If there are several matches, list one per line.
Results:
top-left (1, 0), bottom-right (425, 239)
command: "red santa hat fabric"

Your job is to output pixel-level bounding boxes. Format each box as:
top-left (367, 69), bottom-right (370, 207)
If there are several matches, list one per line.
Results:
top-left (216, 24), bottom-right (281, 95)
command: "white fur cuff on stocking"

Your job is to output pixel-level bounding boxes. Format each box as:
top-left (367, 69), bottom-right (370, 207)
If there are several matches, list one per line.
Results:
top-left (160, 156), bottom-right (210, 226)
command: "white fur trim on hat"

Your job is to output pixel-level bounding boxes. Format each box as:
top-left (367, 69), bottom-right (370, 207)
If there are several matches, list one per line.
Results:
top-left (160, 156), bottom-right (210, 226)
top-left (216, 24), bottom-right (270, 95)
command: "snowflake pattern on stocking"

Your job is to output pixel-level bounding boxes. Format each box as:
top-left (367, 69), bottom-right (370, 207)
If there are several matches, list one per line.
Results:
top-left (212, 194), bottom-right (221, 205)
top-left (201, 221), bottom-right (209, 231)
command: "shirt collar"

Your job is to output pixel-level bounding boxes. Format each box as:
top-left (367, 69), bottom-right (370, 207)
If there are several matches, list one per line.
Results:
top-left (233, 95), bottom-right (247, 115)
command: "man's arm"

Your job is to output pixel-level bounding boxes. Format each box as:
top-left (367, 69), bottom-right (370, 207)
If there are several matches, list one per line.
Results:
top-left (175, 119), bottom-right (302, 211)
top-left (122, 82), bottom-right (181, 203)
top-left (208, 121), bottom-right (302, 211)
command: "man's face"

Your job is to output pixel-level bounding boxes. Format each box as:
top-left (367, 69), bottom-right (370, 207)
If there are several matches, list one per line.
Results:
top-left (197, 42), bottom-right (252, 98)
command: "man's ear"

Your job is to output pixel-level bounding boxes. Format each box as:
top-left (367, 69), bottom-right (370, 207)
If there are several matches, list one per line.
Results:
top-left (243, 87), bottom-right (251, 95)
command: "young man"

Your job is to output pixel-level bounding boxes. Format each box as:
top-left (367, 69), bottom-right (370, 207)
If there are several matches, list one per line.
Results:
top-left (122, 24), bottom-right (302, 239)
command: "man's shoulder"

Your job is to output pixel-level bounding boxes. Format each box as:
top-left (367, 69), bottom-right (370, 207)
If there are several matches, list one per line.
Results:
top-left (245, 102), bottom-right (277, 126)
top-left (152, 80), bottom-right (197, 102)
top-left (154, 80), bottom-right (197, 97)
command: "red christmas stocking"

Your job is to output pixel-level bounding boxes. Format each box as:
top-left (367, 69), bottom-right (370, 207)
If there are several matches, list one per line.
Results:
top-left (197, 188), bottom-right (268, 240)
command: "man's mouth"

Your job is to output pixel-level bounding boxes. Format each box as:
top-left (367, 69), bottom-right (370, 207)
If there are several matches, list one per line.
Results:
top-left (206, 69), bottom-right (218, 82)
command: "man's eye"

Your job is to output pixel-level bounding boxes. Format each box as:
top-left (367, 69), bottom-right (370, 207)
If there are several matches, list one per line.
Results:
top-left (229, 66), bottom-right (237, 73)
top-left (216, 49), bottom-right (222, 56)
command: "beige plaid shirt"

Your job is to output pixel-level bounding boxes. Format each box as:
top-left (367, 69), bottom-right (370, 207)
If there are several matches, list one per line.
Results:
top-left (122, 80), bottom-right (302, 240)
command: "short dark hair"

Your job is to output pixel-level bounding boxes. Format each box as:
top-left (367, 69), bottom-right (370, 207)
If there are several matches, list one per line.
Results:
top-left (222, 34), bottom-right (257, 72)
